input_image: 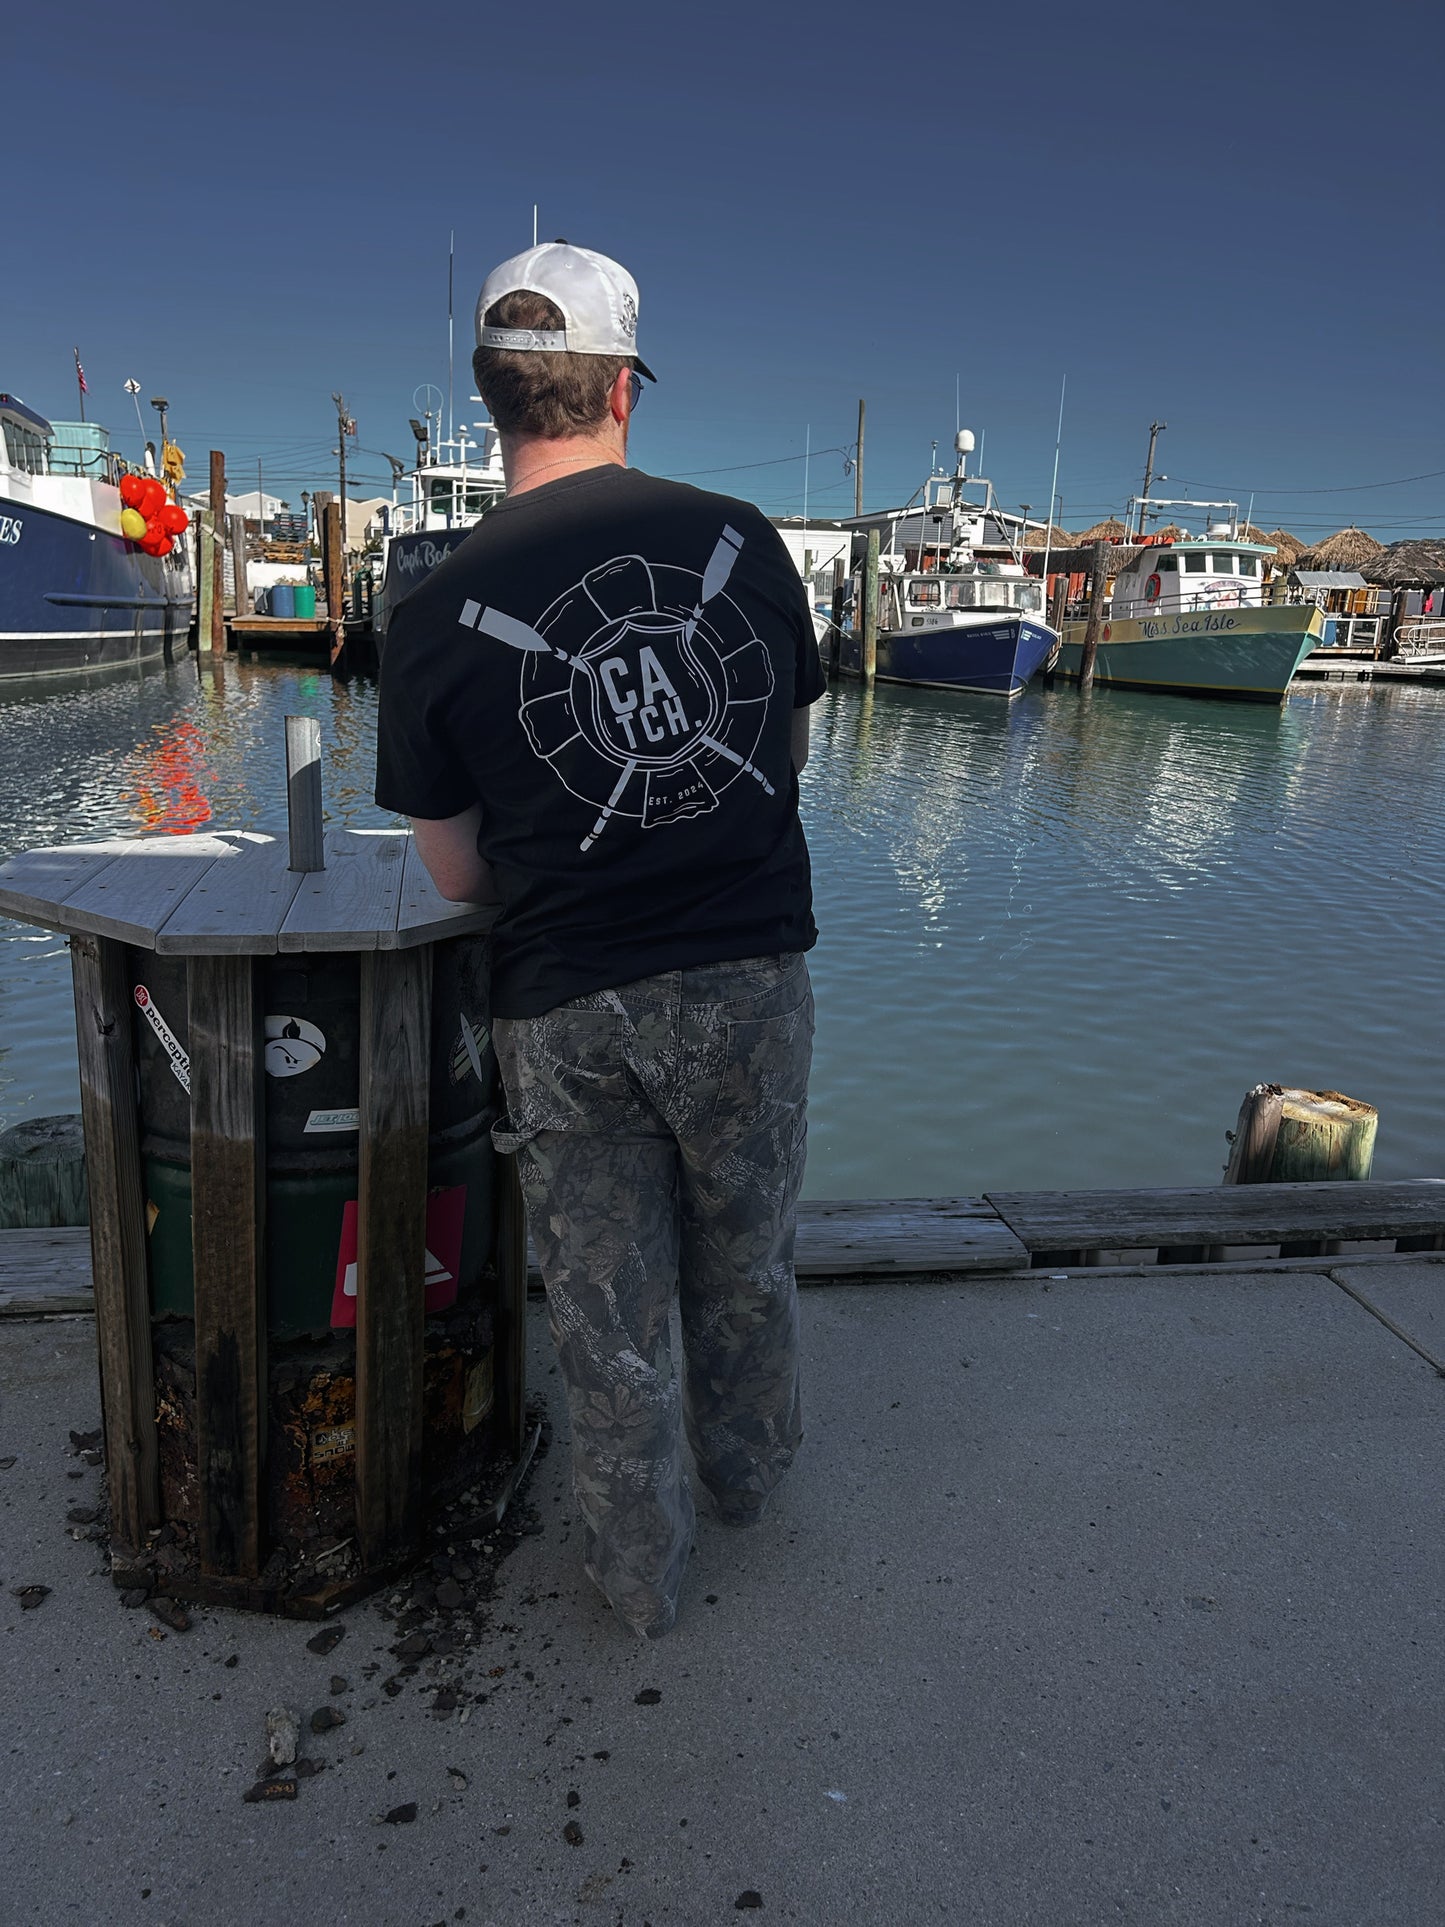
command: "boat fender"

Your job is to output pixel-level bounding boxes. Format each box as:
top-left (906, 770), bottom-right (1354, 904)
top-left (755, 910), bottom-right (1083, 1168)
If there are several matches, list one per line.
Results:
top-left (1145, 573), bottom-right (1161, 601)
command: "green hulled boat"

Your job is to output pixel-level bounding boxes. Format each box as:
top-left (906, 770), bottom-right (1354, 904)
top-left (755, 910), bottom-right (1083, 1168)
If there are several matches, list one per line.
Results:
top-left (1053, 515), bottom-right (1324, 702)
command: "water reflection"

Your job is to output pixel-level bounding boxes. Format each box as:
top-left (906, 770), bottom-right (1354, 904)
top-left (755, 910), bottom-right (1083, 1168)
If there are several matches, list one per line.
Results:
top-left (2, 659), bottom-right (1443, 1196)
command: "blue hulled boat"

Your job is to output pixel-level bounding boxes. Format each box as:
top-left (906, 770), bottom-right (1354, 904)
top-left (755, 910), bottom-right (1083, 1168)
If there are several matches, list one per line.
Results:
top-left (836, 432), bottom-right (1060, 697)
top-left (0, 393), bottom-right (193, 680)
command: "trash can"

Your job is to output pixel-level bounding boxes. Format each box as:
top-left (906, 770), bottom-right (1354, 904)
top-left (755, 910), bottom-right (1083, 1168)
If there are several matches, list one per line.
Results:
top-left (0, 818), bottom-right (529, 1615)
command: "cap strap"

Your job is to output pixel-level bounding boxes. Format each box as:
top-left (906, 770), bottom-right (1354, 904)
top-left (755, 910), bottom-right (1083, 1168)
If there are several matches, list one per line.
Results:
top-left (478, 325), bottom-right (569, 352)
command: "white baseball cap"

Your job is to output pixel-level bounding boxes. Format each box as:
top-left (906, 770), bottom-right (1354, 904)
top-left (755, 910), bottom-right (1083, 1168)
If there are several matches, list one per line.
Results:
top-left (475, 242), bottom-right (656, 380)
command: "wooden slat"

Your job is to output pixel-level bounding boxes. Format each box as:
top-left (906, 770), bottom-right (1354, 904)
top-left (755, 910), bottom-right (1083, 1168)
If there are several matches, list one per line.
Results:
top-left (794, 1197), bottom-right (1030, 1274)
top-left (355, 945), bottom-right (432, 1566)
top-left (69, 934), bottom-right (159, 1548)
top-left (279, 828), bottom-right (407, 952)
top-left (987, 1180), bottom-right (1445, 1253)
top-left (59, 837), bottom-right (238, 948)
top-left (156, 834), bottom-right (305, 954)
top-left (392, 835), bottom-right (499, 949)
top-left (189, 955), bottom-right (266, 1578)
top-left (493, 1153), bottom-right (529, 1459)
top-left (0, 1227), bottom-right (93, 1315)
top-left (0, 846), bottom-right (127, 930)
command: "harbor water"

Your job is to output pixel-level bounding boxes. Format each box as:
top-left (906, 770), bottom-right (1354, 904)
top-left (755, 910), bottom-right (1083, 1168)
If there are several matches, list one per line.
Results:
top-left (1, 656), bottom-right (1440, 1197)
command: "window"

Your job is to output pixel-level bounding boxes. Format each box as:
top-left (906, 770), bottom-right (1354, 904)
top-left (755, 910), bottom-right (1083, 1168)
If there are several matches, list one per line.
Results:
top-left (909, 579), bottom-right (941, 607)
top-left (1155, 555), bottom-right (1178, 572)
top-left (981, 581), bottom-right (1010, 608)
top-left (1211, 554), bottom-right (1235, 574)
top-left (2, 420), bottom-right (46, 474)
top-left (945, 580), bottom-right (977, 608)
top-left (1013, 582), bottom-right (1043, 611)
top-left (1184, 553), bottom-right (1207, 573)
top-left (1236, 555), bottom-right (1258, 577)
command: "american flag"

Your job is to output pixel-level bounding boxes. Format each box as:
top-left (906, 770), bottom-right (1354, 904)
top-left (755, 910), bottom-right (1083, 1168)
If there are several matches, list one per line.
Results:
top-left (73, 347), bottom-right (87, 394)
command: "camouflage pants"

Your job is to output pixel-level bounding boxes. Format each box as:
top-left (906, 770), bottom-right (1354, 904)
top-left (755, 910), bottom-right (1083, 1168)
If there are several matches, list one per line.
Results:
top-left (492, 954), bottom-right (813, 1639)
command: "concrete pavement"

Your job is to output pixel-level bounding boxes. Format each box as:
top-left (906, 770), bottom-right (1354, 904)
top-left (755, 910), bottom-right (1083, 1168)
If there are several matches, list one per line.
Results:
top-left (1, 1262), bottom-right (1441, 1926)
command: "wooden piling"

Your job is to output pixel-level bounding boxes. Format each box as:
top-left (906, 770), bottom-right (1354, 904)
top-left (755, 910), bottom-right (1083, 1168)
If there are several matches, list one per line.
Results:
top-left (228, 514), bottom-right (249, 618)
top-left (322, 502), bottom-right (345, 666)
top-left (829, 557), bottom-right (845, 676)
top-left (862, 529), bottom-right (880, 687)
top-left (284, 717), bottom-right (325, 873)
top-left (196, 513), bottom-right (215, 651)
top-left (1079, 541), bottom-right (1107, 688)
top-left (854, 399), bottom-right (865, 517)
top-left (208, 451), bottom-right (226, 653)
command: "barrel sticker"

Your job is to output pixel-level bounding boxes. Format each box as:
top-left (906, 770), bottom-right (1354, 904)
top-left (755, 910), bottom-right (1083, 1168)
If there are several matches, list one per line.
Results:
top-left (451, 1012), bottom-right (491, 1084)
top-left (133, 984), bottom-right (190, 1094)
top-left (304, 1107), bottom-right (360, 1134)
top-left (463, 1354), bottom-right (494, 1434)
top-left (265, 1015), bottom-right (326, 1078)
top-left (330, 1185), bottom-right (466, 1327)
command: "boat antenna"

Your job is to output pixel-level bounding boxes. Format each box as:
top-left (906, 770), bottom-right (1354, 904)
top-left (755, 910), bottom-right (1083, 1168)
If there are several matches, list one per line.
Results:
top-left (1041, 374), bottom-right (1066, 590)
top-left (802, 423), bottom-right (810, 529)
top-left (955, 373), bottom-right (960, 437)
top-left (532, 203), bottom-right (538, 247)
top-left (447, 231), bottom-right (455, 443)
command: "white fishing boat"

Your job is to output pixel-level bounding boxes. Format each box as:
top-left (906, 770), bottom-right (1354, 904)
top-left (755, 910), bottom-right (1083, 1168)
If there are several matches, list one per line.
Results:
top-left (374, 403), bottom-right (507, 638)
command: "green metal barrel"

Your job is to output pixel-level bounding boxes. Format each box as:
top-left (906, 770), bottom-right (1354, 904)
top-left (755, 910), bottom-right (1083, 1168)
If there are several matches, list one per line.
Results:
top-left (132, 936), bottom-right (497, 1339)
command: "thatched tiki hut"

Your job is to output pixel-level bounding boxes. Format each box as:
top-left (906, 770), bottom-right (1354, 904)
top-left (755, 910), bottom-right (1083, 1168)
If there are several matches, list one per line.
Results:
top-left (1074, 517), bottom-right (1131, 545)
top-left (1266, 528), bottom-right (1307, 569)
top-left (1294, 526), bottom-right (1383, 572)
top-left (1019, 523), bottom-right (1074, 551)
top-left (1361, 540), bottom-right (1445, 652)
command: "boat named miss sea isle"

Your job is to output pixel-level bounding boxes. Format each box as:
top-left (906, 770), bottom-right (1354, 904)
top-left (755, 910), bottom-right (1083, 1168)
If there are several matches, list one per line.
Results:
top-left (1053, 498), bottom-right (1324, 702)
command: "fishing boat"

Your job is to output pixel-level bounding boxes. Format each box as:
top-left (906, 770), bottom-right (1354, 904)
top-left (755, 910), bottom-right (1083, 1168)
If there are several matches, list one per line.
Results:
top-left (374, 406), bottom-right (506, 638)
top-left (1051, 499), bottom-right (1324, 701)
top-left (836, 433), bottom-right (1059, 697)
top-left (0, 393), bottom-right (193, 680)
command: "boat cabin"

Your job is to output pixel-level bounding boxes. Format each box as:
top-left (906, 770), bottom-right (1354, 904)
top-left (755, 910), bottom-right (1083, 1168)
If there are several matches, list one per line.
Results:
top-left (384, 418), bottom-right (506, 538)
top-left (0, 395), bottom-right (54, 478)
top-left (881, 564), bottom-right (1044, 631)
top-left (1108, 529), bottom-right (1272, 620)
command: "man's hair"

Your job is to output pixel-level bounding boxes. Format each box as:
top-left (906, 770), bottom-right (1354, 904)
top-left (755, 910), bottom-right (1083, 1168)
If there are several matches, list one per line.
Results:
top-left (472, 291), bottom-right (629, 440)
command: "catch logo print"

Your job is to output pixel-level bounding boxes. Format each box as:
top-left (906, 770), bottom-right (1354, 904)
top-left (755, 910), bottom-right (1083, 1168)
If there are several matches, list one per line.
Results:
top-left (459, 528), bottom-right (775, 852)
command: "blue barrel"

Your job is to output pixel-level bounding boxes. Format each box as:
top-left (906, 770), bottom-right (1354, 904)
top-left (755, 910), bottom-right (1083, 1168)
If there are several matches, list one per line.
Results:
top-left (292, 583), bottom-right (316, 619)
top-left (271, 583), bottom-right (296, 620)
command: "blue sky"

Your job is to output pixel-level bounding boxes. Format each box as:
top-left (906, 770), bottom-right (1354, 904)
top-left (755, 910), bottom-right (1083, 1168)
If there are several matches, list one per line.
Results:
top-left (10, 1), bottom-right (1442, 539)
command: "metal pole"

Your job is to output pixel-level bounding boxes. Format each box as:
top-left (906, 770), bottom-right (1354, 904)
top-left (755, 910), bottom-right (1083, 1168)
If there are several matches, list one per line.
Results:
top-left (1137, 421), bottom-right (1165, 537)
top-left (854, 399), bottom-right (866, 517)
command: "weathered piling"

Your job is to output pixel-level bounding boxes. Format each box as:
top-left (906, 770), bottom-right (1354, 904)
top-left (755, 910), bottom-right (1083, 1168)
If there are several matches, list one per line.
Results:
top-left (862, 529), bottom-right (880, 687)
top-left (283, 716), bottom-right (325, 873)
top-left (228, 513), bottom-right (249, 617)
top-left (830, 557), bottom-right (845, 676)
top-left (1079, 540), bottom-right (1107, 688)
top-left (208, 451), bottom-right (226, 653)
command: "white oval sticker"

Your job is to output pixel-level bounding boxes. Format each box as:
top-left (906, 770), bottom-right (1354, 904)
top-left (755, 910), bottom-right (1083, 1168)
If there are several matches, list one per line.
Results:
top-left (264, 1014), bottom-right (326, 1078)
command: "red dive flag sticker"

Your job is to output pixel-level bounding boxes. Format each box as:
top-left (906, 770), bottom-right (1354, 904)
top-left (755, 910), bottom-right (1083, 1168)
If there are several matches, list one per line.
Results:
top-left (330, 1185), bottom-right (466, 1327)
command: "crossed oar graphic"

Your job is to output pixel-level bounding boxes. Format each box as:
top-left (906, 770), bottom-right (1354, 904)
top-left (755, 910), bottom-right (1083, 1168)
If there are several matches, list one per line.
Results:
top-left (473, 526), bottom-right (774, 851)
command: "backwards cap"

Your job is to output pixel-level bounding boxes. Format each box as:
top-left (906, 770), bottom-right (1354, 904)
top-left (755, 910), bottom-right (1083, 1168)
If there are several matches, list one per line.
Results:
top-left (475, 242), bottom-right (656, 381)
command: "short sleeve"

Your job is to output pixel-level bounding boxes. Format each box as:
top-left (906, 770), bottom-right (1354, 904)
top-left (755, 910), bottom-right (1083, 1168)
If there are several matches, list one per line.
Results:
top-left (373, 598), bottom-right (477, 820)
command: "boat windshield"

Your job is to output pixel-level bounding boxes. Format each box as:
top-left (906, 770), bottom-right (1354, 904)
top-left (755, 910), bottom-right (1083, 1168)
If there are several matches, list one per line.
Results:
top-left (922, 577), bottom-right (1043, 613)
top-left (2, 417), bottom-right (48, 475)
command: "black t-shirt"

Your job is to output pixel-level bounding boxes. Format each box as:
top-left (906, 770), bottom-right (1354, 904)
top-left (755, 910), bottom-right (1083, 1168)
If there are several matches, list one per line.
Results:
top-left (375, 464), bottom-right (827, 1018)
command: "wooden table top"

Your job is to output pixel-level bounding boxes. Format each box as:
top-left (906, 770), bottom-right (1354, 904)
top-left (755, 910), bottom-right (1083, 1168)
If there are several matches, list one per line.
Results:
top-left (0, 829), bottom-right (498, 954)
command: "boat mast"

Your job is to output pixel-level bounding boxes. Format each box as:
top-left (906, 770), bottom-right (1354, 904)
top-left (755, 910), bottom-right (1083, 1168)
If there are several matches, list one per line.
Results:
top-left (1135, 420), bottom-right (1166, 536)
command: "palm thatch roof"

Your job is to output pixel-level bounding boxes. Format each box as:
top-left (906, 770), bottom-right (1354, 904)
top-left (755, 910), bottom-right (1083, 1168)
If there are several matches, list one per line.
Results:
top-left (1239, 522), bottom-right (1275, 546)
top-left (1267, 528), bottom-right (1307, 562)
top-left (1020, 522), bottom-right (1074, 549)
top-left (1294, 526), bottom-right (1383, 571)
top-left (1074, 517), bottom-right (1131, 544)
top-left (1360, 539), bottom-right (1445, 589)
top-left (1148, 524), bottom-right (1186, 544)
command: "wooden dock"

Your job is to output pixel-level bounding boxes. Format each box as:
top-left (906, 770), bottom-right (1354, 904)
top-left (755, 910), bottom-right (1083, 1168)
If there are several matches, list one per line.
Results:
top-left (1295, 650), bottom-right (1445, 687)
top-left (226, 615), bottom-right (336, 659)
top-left (9, 1180), bottom-right (1444, 1318)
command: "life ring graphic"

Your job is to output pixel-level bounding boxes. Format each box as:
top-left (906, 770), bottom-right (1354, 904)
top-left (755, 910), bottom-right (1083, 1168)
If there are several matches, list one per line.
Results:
top-left (463, 531), bottom-right (776, 853)
top-left (1145, 573), bottom-right (1162, 601)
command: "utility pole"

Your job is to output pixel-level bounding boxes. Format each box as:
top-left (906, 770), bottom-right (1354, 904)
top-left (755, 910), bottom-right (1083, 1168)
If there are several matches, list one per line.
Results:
top-left (1137, 421), bottom-right (1166, 537)
top-left (854, 399), bottom-right (866, 517)
top-left (332, 392), bottom-right (354, 558)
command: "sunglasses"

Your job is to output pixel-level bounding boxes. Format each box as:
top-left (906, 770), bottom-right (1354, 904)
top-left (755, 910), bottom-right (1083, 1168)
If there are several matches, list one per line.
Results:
top-left (626, 370), bottom-right (644, 411)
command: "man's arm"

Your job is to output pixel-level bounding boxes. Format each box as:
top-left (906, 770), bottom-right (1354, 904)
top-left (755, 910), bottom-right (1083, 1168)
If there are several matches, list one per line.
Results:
top-left (791, 705), bottom-right (810, 773)
top-left (410, 806), bottom-right (500, 904)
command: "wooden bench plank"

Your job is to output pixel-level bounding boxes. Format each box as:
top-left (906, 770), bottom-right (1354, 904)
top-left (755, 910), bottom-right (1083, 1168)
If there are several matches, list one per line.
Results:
top-left (987, 1181), bottom-right (1445, 1253)
top-left (794, 1197), bottom-right (1030, 1274)
top-left (189, 956), bottom-right (266, 1579)
top-left (156, 834), bottom-right (306, 954)
top-left (391, 835), bottom-right (499, 949)
top-left (70, 934), bottom-right (159, 1546)
top-left (278, 828), bottom-right (407, 952)
top-left (355, 946), bottom-right (432, 1565)
top-left (59, 838), bottom-right (238, 948)
top-left (0, 1226), bottom-right (93, 1314)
